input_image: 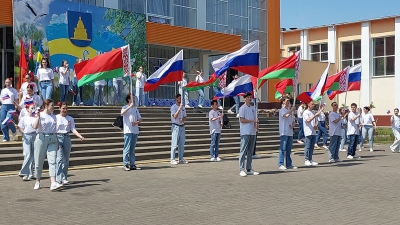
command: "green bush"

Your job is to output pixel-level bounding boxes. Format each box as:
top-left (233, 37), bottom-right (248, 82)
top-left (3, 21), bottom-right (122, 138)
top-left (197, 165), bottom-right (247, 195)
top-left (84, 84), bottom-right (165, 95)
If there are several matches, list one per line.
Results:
top-left (374, 127), bottom-right (394, 144)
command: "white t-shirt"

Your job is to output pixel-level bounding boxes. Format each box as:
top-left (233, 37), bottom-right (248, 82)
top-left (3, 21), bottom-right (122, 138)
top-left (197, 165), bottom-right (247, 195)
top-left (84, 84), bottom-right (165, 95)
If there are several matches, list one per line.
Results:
top-left (136, 71), bottom-right (146, 88)
top-left (303, 109), bottom-right (317, 136)
top-left (318, 112), bottom-right (326, 122)
top-left (279, 107), bottom-right (294, 136)
top-left (18, 116), bottom-right (37, 134)
top-left (1, 87), bottom-right (19, 105)
top-left (113, 77), bottom-right (122, 82)
top-left (341, 118), bottom-right (347, 135)
top-left (238, 104), bottom-right (257, 136)
top-left (329, 111), bottom-right (342, 136)
top-left (391, 115), bottom-right (400, 129)
top-left (20, 82), bottom-right (38, 95)
top-left (178, 78), bottom-right (187, 88)
top-left (58, 67), bottom-right (71, 85)
top-left (170, 104), bottom-right (187, 125)
top-left (36, 68), bottom-right (54, 82)
top-left (347, 111), bottom-right (360, 135)
top-left (361, 113), bottom-right (375, 126)
top-left (297, 106), bottom-right (304, 119)
top-left (94, 80), bottom-right (106, 86)
top-left (19, 108), bottom-right (30, 119)
top-left (121, 105), bottom-right (141, 134)
top-left (20, 94), bottom-right (42, 108)
top-left (196, 75), bottom-right (204, 83)
top-left (209, 109), bottom-right (222, 134)
top-left (56, 115), bottom-right (76, 133)
top-left (37, 113), bottom-right (57, 133)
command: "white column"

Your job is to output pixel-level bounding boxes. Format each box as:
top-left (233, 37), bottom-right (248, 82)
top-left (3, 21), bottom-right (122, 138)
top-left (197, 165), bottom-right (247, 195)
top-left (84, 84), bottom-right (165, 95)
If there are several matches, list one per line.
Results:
top-left (328, 26), bottom-right (336, 63)
top-left (196, 0), bottom-right (207, 30)
top-left (361, 22), bottom-right (372, 107)
top-left (300, 30), bottom-right (309, 60)
top-left (395, 18), bottom-right (400, 107)
top-left (103, 0), bottom-right (118, 9)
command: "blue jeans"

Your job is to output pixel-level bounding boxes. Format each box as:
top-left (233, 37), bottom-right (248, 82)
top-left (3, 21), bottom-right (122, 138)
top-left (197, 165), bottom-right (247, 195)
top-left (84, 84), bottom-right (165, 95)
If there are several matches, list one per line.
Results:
top-left (316, 121), bottom-right (328, 145)
top-left (229, 96), bottom-right (239, 113)
top-left (123, 133), bottom-right (138, 167)
top-left (59, 84), bottom-right (69, 103)
top-left (348, 134), bottom-right (359, 156)
top-left (72, 78), bottom-right (84, 104)
top-left (210, 133), bottom-right (221, 158)
top-left (0, 104), bottom-right (16, 141)
top-left (171, 124), bottom-right (185, 160)
top-left (34, 133), bottom-right (58, 179)
top-left (361, 125), bottom-right (374, 148)
top-left (239, 135), bottom-right (256, 171)
top-left (39, 80), bottom-right (53, 100)
top-left (56, 134), bottom-right (72, 182)
top-left (136, 87), bottom-right (145, 106)
top-left (328, 135), bottom-right (341, 161)
top-left (19, 133), bottom-right (36, 176)
top-left (304, 135), bottom-right (316, 161)
top-left (94, 85), bottom-right (104, 106)
top-left (113, 80), bottom-right (123, 105)
top-left (278, 135), bottom-right (293, 167)
top-left (179, 88), bottom-right (189, 106)
top-left (297, 118), bottom-right (304, 140)
top-left (197, 88), bottom-right (204, 106)
top-left (340, 129), bottom-right (347, 150)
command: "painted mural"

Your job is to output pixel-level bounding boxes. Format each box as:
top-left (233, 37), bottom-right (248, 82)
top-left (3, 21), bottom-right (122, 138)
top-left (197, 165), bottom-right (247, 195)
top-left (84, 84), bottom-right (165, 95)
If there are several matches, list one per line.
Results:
top-left (13, 0), bottom-right (146, 105)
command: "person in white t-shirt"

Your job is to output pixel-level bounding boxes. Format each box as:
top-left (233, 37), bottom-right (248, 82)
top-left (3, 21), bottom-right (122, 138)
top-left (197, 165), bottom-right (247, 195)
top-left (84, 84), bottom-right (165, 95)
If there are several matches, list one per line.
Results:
top-left (120, 94), bottom-right (142, 171)
top-left (93, 80), bottom-right (106, 106)
top-left (390, 108), bottom-right (400, 152)
top-left (113, 76), bottom-right (123, 106)
top-left (0, 78), bottom-right (18, 142)
top-left (238, 92), bottom-right (259, 177)
top-left (55, 102), bottom-right (85, 184)
top-left (32, 99), bottom-right (62, 191)
top-left (195, 70), bottom-right (205, 108)
top-left (36, 58), bottom-right (55, 100)
top-left (58, 60), bottom-right (71, 103)
top-left (178, 72), bottom-right (190, 108)
top-left (72, 58), bottom-right (84, 106)
top-left (346, 103), bottom-right (362, 159)
top-left (360, 106), bottom-right (377, 152)
top-left (339, 108), bottom-right (349, 151)
top-left (278, 97), bottom-right (297, 170)
top-left (135, 66), bottom-right (146, 107)
top-left (19, 74), bottom-right (38, 100)
top-left (17, 104), bottom-right (37, 181)
top-left (18, 84), bottom-right (42, 118)
top-left (302, 101), bottom-right (325, 166)
top-left (209, 100), bottom-right (223, 162)
top-left (170, 94), bottom-right (188, 165)
top-left (296, 102), bottom-right (306, 144)
top-left (328, 102), bottom-right (349, 163)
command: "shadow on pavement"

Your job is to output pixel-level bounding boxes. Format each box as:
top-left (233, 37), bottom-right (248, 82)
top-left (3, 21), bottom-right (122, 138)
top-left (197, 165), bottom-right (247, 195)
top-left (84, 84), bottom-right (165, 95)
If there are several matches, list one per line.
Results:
top-left (259, 170), bottom-right (300, 175)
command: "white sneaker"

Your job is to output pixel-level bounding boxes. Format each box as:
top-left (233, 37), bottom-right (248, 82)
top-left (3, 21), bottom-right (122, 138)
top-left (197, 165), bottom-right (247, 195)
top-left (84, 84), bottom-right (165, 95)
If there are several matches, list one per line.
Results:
top-left (297, 140), bottom-right (304, 144)
top-left (353, 155), bottom-right (361, 159)
top-left (79, 102), bottom-right (84, 106)
top-left (179, 159), bottom-right (189, 164)
top-left (22, 176), bottom-right (29, 181)
top-left (279, 165), bottom-right (287, 170)
top-left (287, 166), bottom-right (298, 169)
top-left (305, 160), bottom-right (312, 166)
top-left (252, 154), bottom-right (260, 159)
top-left (218, 106), bottom-right (223, 110)
top-left (322, 145), bottom-right (328, 150)
top-left (34, 182), bottom-right (40, 190)
top-left (227, 110), bottom-right (234, 114)
top-left (216, 157), bottom-right (222, 162)
top-left (62, 180), bottom-right (69, 185)
top-left (347, 155), bottom-right (354, 159)
top-left (198, 105), bottom-right (203, 108)
top-left (311, 161), bottom-right (318, 166)
top-left (185, 105), bottom-right (191, 108)
top-left (2, 140), bottom-right (8, 142)
top-left (339, 149), bottom-right (347, 152)
top-left (328, 159), bottom-right (335, 163)
top-left (370, 148), bottom-right (373, 152)
top-left (247, 170), bottom-right (259, 175)
top-left (50, 182), bottom-right (63, 191)
top-left (314, 144), bottom-right (319, 148)
top-left (210, 157), bottom-right (216, 162)
top-left (358, 145), bottom-right (362, 151)
top-left (239, 171), bottom-right (247, 177)
top-left (28, 175), bottom-right (34, 180)
top-left (236, 114), bottom-right (239, 118)
top-left (72, 102), bottom-right (76, 106)
top-left (170, 160), bottom-right (178, 165)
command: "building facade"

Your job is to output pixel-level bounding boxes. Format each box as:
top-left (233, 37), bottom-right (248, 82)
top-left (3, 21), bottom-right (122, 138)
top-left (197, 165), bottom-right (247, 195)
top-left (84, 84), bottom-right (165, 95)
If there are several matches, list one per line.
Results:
top-left (281, 15), bottom-right (400, 118)
top-left (1, 0), bottom-right (282, 104)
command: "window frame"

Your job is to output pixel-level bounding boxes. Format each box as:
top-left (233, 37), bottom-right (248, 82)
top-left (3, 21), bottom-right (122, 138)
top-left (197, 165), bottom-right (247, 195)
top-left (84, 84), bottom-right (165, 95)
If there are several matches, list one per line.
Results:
top-left (340, 40), bottom-right (361, 70)
top-left (310, 43), bottom-right (328, 62)
top-left (372, 36), bottom-right (395, 77)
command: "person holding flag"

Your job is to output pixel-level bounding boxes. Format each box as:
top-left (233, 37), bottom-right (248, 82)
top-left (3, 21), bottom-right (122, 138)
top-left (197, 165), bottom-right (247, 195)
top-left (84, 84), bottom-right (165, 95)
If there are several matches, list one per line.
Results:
top-left (1, 78), bottom-right (19, 142)
top-left (178, 72), bottom-right (190, 108)
top-left (19, 74), bottom-right (38, 100)
top-left (72, 58), bottom-right (84, 106)
top-left (18, 84), bottom-right (42, 118)
top-left (209, 100), bottom-right (223, 162)
top-left (297, 102), bottom-right (306, 144)
top-left (346, 103), bottom-right (362, 159)
top-left (170, 94), bottom-right (188, 165)
top-left (135, 66), bottom-right (146, 107)
top-left (328, 102), bottom-right (347, 163)
top-left (195, 70), bottom-right (205, 108)
top-left (278, 96), bottom-right (297, 170)
top-left (303, 101), bottom-right (325, 166)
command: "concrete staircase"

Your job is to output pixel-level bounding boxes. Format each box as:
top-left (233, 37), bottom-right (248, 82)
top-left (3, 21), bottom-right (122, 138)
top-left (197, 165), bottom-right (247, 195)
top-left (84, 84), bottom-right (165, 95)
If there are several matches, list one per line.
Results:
top-left (0, 106), bottom-right (292, 174)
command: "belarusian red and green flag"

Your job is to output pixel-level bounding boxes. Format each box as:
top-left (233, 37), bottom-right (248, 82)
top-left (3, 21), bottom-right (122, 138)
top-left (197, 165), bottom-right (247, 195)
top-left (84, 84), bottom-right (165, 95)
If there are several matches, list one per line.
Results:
top-left (274, 79), bottom-right (293, 99)
top-left (185, 73), bottom-right (219, 91)
top-left (74, 45), bottom-right (131, 87)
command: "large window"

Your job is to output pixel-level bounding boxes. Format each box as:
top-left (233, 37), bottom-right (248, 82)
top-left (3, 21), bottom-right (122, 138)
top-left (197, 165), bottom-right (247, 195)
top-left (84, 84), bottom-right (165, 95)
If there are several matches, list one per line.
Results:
top-left (288, 46), bottom-right (300, 53)
top-left (373, 36), bottom-right (395, 76)
top-left (310, 43), bottom-right (328, 62)
top-left (206, 0), bottom-right (228, 32)
top-left (296, 83), bottom-right (302, 96)
top-left (118, 0), bottom-right (145, 14)
top-left (341, 40), bottom-right (361, 69)
top-left (147, 0), bottom-right (172, 24)
top-left (173, 0), bottom-right (197, 28)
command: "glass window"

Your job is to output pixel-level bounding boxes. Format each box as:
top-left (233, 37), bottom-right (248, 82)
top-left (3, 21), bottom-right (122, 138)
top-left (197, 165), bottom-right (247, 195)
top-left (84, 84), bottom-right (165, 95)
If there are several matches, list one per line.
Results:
top-left (206, 0), bottom-right (227, 24)
top-left (228, 0), bottom-right (248, 17)
top-left (288, 46), bottom-right (301, 53)
top-left (310, 43), bottom-right (328, 62)
top-left (118, 0), bottom-right (145, 14)
top-left (173, 6), bottom-right (196, 28)
top-left (228, 15), bottom-right (248, 40)
top-left (249, 0), bottom-right (263, 8)
top-left (148, 45), bottom-right (175, 59)
top-left (147, 0), bottom-right (171, 16)
top-left (249, 8), bottom-right (260, 31)
top-left (174, 0), bottom-right (196, 8)
top-left (6, 27), bottom-right (14, 49)
top-left (340, 40), bottom-right (361, 70)
top-left (372, 36), bottom-right (395, 76)
top-left (296, 83), bottom-right (302, 96)
top-left (148, 16), bottom-right (171, 24)
top-left (0, 28), bottom-right (3, 49)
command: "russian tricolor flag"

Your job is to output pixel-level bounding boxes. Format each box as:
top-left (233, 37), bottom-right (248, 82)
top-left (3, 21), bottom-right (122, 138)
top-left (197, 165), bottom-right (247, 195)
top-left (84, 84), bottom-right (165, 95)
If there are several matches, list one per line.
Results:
top-left (24, 98), bottom-right (35, 106)
top-left (215, 75), bottom-right (253, 99)
top-left (211, 40), bottom-right (259, 77)
top-left (144, 50), bottom-right (183, 92)
top-left (2, 94), bottom-right (10, 101)
top-left (8, 110), bottom-right (18, 116)
top-left (347, 63), bottom-right (361, 91)
top-left (2, 117), bottom-right (13, 126)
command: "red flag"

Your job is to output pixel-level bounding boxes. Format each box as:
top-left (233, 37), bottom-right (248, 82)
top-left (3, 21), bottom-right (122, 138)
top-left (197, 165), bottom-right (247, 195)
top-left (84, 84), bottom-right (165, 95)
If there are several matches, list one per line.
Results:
top-left (275, 79), bottom-right (294, 95)
top-left (18, 39), bottom-right (28, 90)
top-left (296, 92), bottom-right (313, 104)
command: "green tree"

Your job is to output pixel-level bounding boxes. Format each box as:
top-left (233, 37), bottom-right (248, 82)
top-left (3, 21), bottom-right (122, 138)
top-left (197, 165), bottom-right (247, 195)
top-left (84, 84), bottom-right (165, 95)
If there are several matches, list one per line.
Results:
top-left (14, 23), bottom-right (44, 53)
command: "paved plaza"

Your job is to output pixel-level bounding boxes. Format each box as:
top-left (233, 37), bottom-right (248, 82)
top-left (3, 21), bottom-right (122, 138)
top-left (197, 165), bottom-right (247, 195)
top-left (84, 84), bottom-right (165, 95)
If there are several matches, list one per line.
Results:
top-left (1, 144), bottom-right (399, 225)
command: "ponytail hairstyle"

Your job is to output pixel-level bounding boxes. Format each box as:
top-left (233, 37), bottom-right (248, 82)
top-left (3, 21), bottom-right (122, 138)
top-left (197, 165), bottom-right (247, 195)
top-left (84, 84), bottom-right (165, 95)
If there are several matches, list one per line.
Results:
top-left (41, 99), bottom-right (54, 110)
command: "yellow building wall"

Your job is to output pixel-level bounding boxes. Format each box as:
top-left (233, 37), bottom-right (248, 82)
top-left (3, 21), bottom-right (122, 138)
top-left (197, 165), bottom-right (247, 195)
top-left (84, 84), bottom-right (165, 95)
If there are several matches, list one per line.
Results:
top-left (281, 31), bottom-right (300, 57)
top-left (308, 27), bottom-right (328, 44)
top-left (371, 18), bottom-right (395, 37)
